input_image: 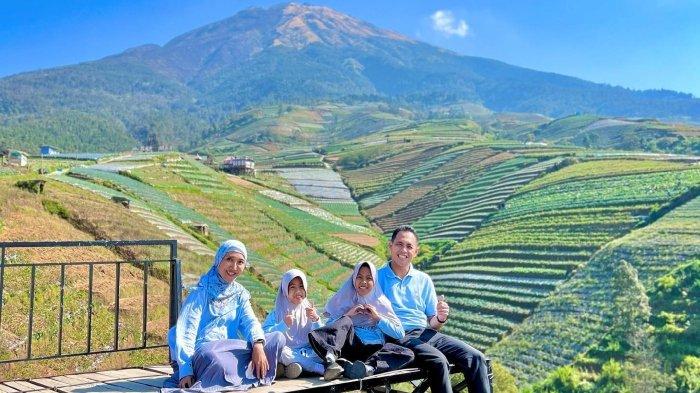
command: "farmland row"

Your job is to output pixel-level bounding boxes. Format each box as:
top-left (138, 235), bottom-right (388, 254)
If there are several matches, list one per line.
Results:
top-left (341, 144), bottom-right (447, 198)
top-left (364, 147), bottom-right (499, 219)
top-left (359, 148), bottom-right (465, 208)
top-left (425, 161), bottom-right (700, 354)
top-left (374, 149), bottom-right (510, 231)
top-left (488, 196), bottom-right (700, 384)
top-left (424, 158), bottom-right (560, 240)
top-left (413, 156), bottom-right (535, 235)
top-left (518, 158), bottom-right (694, 193)
top-left (259, 189), bottom-right (371, 234)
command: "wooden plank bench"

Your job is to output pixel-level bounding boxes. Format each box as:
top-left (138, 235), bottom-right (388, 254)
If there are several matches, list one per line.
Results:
top-left (1, 363), bottom-right (488, 393)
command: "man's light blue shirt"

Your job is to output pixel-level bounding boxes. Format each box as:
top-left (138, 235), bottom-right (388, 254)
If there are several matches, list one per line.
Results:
top-left (377, 262), bottom-right (438, 332)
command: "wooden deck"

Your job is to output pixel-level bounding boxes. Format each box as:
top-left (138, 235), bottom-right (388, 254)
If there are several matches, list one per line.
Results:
top-left (1, 366), bottom-right (429, 392)
top-left (0, 366), bottom-right (172, 393)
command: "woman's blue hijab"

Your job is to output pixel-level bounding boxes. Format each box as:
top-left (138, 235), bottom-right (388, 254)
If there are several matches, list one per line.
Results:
top-left (197, 239), bottom-right (248, 316)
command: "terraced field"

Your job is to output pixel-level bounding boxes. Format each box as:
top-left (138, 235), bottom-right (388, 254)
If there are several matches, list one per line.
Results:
top-left (519, 158), bottom-right (693, 193)
top-left (164, 159), bottom-right (231, 192)
top-left (259, 189), bottom-right (371, 235)
top-left (381, 119), bottom-right (486, 142)
top-left (362, 146), bottom-right (489, 217)
top-left (373, 148), bottom-right (512, 231)
top-left (268, 165), bottom-right (374, 225)
top-left (411, 156), bottom-right (530, 236)
top-left (488, 195), bottom-right (700, 384)
top-left (51, 173), bottom-right (214, 256)
top-left (317, 201), bottom-right (361, 216)
top-left (425, 162), bottom-right (700, 352)
top-left (130, 164), bottom-right (350, 301)
top-left (67, 166), bottom-right (280, 310)
top-left (341, 143), bottom-right (446, 198)
top-left (276, 167), bottom-right (354, 202)
top-left (423, 158), bottom-right (562, 241)
top-left (360, 148), bottom-right (466, 208)
top-left (255, 196), bottom-right (378, 285)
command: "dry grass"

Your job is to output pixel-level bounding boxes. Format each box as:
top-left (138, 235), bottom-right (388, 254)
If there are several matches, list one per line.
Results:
top-left (0, 178), bottom-right (173, 380)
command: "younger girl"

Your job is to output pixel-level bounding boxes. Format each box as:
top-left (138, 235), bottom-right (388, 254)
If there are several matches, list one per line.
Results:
top-left (309, 261), bottom-right (414, 380)
top-left (263, 269), bottom-right (325, 378)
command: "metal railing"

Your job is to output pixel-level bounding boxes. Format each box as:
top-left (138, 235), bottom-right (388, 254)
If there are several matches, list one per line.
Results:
top-left (0, 240), bottom-right (181, 364)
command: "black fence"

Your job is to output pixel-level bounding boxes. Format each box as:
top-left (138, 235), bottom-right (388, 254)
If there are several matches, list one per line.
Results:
top-left (0, 240), bottom-right (181, 364)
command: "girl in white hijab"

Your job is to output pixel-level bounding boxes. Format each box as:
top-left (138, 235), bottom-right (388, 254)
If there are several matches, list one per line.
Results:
top-left (263, 269), bottom-right (325, 378)
top-left (309, 261), bottom-right (413, 381)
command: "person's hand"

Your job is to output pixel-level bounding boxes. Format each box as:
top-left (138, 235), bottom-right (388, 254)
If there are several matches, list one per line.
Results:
top-left (364, 304), bottom-right (381, 322)
top-left (284, 312), bottom-right (294, 327)
top-left (344, 304), bottom-right (364, 317)
top-left (436, 295), bottom-right (449, 323)
top-left (251, 341), bottom-right (269, 379)
top-left (178, 375), bottom-right (194, 389)
top-left (305, 301), bottom-right (319, 322)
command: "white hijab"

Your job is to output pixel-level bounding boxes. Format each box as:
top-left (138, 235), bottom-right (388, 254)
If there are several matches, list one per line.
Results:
top-left (324, 261), bottom-right (401, 328)
top-left (273, 269), bottom-right (314, 348)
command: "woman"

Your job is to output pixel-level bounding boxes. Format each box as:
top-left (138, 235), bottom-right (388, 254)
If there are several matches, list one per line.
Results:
top-left (309, 261), bottom-right (414, 380)
top-left (163, 240), bottom-right (285, 391)
top-left (263, 269), bottom-right (325, 378)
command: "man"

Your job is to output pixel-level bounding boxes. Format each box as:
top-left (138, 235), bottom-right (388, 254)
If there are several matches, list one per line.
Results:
top-left (377, 225), bottom-right (491, 393)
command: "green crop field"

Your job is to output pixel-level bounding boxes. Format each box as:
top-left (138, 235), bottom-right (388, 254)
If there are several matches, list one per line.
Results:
top-left (2, 121), bottom-right (699, 389)
top-left (489, 195), bottom-right (700, 385)
top-left (424, 162), bottom-right (699, 353)
top-left (373, 149), bottom-right (514, 231)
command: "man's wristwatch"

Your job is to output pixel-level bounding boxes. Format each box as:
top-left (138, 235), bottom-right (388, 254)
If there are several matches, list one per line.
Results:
top-left (253, 338), bottom-right (265, 346)
top-left (436, 315), bottom-right (448, 324)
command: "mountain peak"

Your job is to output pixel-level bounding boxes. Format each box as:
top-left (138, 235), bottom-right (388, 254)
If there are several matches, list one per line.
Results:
top-left (273, 2), bottom-right (413, 49)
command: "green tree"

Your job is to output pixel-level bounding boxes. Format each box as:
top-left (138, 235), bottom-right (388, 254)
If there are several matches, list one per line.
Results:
top-left (596, 359), bottom-right (627, 393)
top-left (674, 355), bottom-right (700, 393)
top-left (529, 365), bottom-right (591, 393)
top-left (611, 260), bottom-right (651, 350)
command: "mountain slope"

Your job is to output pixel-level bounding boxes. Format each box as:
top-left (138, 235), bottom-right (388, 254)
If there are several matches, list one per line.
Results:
top-left (1, 2), bottom-right (699, 153)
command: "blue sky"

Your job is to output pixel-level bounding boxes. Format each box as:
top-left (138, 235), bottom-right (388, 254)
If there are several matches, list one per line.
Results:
top-left (2, 0), bottom-right (699, 96)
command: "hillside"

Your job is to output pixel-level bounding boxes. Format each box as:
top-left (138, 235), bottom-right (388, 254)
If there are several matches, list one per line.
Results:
top-left (489, 194), bottom-right (700, 389)
top-left (61, 156), bottom-right (382, 307)
top-left (2, 128), bottom-right (700, 390)
top-left (328, 139), bottom-right (699, 389)
top-left (0, 173), bottom-right (182, 378)
top-left (2, 3), bottom-right (700, 153)
top-left (510, 114), bottom-right (700, 155)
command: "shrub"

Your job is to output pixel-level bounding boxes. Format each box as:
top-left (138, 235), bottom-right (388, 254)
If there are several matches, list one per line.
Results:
top-left (15, 179), bottom-right (46, 194)
top-left (595, 359), bottom-right (626, 393)
top-left (527, 365), bottom-right (592, 393)
top-left (118, 169), bottom-right (144, 183)
top-left (491, 360), bottom-right (519, 393)
top-left (41, 199), bottom-right (70, 220)
top-left (674, 356), bottom-right (700, 393)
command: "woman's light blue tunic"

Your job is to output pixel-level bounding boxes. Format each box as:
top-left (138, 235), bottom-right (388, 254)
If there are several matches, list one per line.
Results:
top-left (168, 282), bottom-right (265, 379)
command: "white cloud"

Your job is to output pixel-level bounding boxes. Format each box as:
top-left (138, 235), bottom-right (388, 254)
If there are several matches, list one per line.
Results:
top-left (430, 10), bottom-right (469, 38)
